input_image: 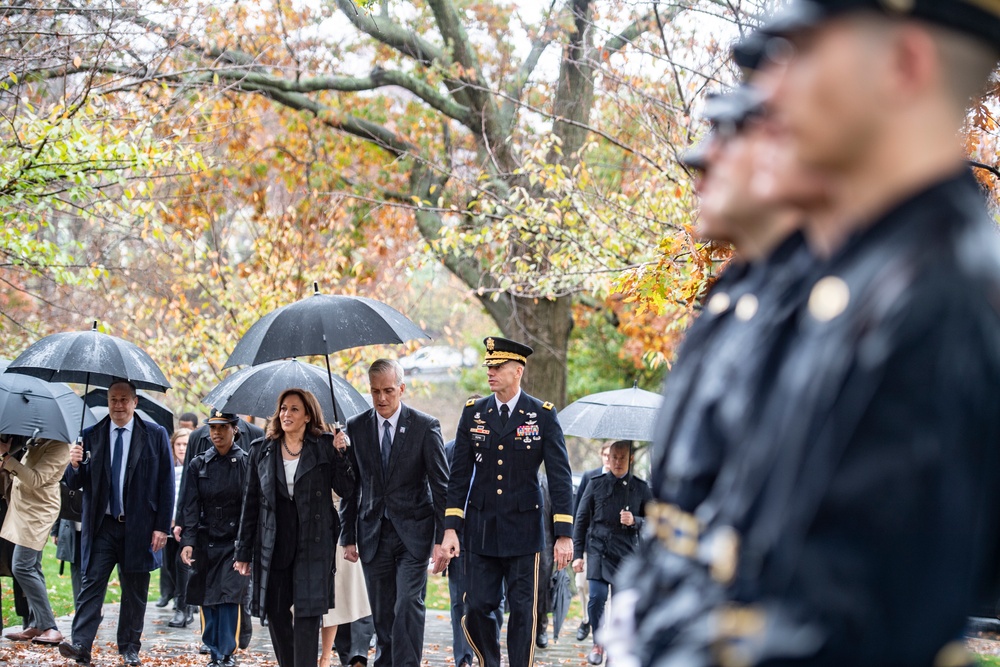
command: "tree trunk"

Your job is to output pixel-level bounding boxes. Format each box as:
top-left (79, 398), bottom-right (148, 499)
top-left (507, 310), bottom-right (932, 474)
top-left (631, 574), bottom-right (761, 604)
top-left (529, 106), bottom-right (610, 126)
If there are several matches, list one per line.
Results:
top-left (494, 294), bottom-right (574, 408)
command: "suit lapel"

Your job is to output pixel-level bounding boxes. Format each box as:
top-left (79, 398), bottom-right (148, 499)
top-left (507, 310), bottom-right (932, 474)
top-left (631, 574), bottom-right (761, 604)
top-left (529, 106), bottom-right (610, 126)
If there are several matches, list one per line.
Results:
top-left (385, 405), bottom-right (411, 480)
top-left (124, 416), bottom-right (146, 489)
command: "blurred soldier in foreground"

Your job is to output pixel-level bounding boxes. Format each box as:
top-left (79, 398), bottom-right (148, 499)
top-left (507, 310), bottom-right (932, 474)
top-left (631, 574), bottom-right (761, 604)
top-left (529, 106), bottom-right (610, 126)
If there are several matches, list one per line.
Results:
top-left (613, 2), bottom-right (1000, 666)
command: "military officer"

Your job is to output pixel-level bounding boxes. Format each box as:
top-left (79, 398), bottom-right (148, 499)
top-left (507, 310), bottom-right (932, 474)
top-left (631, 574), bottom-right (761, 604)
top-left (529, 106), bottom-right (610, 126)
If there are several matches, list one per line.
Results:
top-left (617, 2), bottom-right (1000, 667)
top-left (441, 337), bottom-right (574, 667)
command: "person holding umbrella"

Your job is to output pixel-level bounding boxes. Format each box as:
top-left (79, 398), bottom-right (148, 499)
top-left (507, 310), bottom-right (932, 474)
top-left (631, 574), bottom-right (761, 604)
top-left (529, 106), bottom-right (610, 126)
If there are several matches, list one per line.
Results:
top-left (572, 441), bottom-right (650, 665)
top-left (0, 433), bottom-right (71, 646)
top-left (234, 388), bottom-right (354, 667)
top-left (59, 380), bottom-right (175, 667)
top-left (180, 413), bottom-right (250, 667)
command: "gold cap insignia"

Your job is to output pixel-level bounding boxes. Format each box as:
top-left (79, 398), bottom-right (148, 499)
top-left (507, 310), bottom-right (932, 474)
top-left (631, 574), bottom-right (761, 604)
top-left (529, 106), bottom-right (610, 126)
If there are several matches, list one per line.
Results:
top-left (215, 410), bottom-right (223, 418)
top-left (486, 337), bottom-right (495, 352)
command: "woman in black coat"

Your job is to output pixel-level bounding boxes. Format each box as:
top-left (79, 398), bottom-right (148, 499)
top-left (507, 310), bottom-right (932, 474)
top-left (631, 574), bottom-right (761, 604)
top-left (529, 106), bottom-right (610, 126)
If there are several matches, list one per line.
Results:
top-left (180, 413), bottom-right (248, 667)
top-left (572, 441), bottom-right (652, 666)
top-left (235, 388), bottom-right (354, 667)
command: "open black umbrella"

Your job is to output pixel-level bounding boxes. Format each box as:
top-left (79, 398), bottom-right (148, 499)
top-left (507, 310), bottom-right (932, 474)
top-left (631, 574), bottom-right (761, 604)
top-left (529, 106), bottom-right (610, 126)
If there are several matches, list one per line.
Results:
top-left (557, 384), bottom-right (662, 442)
top-left (202, 359), bottom-right (369, 425)
top-left (223, 284), bottom-right (428, 423)
top-left (5, 321), bottom-right (171, 444)
top-left (0, 373), bottom-right (97, 443)
top-left (84, 388), bottom-right (174, 434)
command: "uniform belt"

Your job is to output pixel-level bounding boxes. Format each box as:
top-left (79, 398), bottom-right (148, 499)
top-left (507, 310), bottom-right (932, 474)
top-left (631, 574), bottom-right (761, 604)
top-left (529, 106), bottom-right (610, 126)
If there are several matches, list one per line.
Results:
top-left (645, 501), bottom-right (740, 584)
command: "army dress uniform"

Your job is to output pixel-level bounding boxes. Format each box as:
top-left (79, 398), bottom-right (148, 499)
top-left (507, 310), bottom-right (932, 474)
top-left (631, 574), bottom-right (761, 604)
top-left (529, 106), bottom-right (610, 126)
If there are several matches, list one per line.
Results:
top-left (629, 178), bottom-right (1000, 666)
top-left (445, 339), bottom-right (575, 667)
top-left (181, 415), bottom-right (251, 666)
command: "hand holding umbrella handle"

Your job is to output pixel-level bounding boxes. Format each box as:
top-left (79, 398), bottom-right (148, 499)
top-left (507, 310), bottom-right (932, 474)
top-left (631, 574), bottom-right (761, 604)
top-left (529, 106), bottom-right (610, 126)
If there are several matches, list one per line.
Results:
top-left (70, 440), bottom-right (90, 468)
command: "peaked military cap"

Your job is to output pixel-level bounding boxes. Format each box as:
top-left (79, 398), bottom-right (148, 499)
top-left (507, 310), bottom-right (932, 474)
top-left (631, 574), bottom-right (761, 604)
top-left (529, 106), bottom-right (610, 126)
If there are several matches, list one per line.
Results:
top-left (680, 86), bottom-right (765, 171)
top-left (205, 410), bottom-right (239, 425)
top-left (482, 336), bottom-right (533, 367)
top-left (758, 0), bottom-right (1000, 48)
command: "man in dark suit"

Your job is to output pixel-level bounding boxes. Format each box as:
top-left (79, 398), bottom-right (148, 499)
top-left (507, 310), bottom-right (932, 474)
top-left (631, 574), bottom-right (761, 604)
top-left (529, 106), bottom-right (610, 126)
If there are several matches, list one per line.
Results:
top-left (572, 444), bottom-right (610, 641)
top-left (337, 358), bottom-right (449, 667)
top-left (441, 337), bottom-right (575, 667)
top-left (59, 380), bottom-right (174, 666)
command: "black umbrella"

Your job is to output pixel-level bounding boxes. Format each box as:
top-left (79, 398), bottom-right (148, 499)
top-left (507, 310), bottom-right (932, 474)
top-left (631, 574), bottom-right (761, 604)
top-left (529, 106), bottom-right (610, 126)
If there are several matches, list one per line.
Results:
top-left (5, 321), bottom-right (171, 444)
top-left (223, 284), bottom-right (428, 423)
top-left (550, 567), bottom-right (572, 640)
top-left (202, 359), bottom-right (369, 425)
top-left (84, 388), bottom-right (174, 435)
top-left (557, 384), bottom-right (662, 442)
top-left (0, 373), bottom-right (98, 443)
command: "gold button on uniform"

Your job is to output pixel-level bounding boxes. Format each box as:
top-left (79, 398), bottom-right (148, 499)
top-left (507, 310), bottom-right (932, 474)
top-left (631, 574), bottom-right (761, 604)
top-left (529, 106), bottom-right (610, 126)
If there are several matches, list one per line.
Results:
top-left (497, 475), bottom-right (503, 481)
top-left (497, 489), bottom-right (503, 495)
top-left (498, 460), bottom-right (503, 465)
top-left (498, 445), bottom-right (504, 451)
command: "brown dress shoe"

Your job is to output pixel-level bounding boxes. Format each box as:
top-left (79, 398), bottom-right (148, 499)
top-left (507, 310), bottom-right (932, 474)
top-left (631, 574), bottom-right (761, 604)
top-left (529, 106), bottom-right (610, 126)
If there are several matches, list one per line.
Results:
top-left (5, 627), bottom-right (42, 641)
top-left (32, 629), bottom-right (64, 645)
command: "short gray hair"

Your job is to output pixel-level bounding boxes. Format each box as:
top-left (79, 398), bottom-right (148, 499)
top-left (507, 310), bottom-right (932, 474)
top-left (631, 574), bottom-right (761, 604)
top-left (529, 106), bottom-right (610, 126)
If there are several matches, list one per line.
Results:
top-left (369, 359), bottom-right (404, 386)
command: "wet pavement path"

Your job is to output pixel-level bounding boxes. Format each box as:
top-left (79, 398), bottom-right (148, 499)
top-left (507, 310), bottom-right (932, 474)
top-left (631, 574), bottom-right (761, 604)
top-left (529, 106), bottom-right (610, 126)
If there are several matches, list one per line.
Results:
top-left (0, 603), bottom-right (598, 666)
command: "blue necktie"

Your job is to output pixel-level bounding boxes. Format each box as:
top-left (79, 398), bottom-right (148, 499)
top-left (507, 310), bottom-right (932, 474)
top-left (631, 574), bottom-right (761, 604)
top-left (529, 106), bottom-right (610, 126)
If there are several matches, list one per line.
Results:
top-left (500, 403), bottom-right (509, 426)
top-left (381, 420), bottom-right (392, 474)
top-left (110, 427), bottom-right (124, 519)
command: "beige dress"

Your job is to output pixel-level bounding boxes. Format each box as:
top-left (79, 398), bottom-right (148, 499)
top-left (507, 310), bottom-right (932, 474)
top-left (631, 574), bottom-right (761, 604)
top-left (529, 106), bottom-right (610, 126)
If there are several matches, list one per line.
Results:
top-left (323, 495), bottom-right (372, 627)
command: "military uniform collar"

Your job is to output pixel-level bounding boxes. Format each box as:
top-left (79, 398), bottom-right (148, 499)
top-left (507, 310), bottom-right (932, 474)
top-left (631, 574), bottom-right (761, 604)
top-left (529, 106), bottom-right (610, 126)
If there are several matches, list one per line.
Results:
top-left (494, 389), bottom-right (522, 415)
top-left (204, 442), bottom-right (243, 462)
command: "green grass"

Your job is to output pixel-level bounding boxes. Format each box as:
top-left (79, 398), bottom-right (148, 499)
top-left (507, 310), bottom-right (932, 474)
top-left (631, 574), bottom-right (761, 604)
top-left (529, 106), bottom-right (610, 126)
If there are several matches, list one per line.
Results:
top-left (425, 569), bottom-right (585, 622)
top-left (979, 658), bottom-right (1000, 666)
top-left (0, 541), bottom-right (160, 629)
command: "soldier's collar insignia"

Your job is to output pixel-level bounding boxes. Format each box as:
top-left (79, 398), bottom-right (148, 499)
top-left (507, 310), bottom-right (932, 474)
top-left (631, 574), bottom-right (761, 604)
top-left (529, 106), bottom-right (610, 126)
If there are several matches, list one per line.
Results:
top-left (808, 276), bottom-right (850, 323)
top-left (706, 292), bottom-right (731, 315)
top-left (735, 294), bottom-right (758, 321)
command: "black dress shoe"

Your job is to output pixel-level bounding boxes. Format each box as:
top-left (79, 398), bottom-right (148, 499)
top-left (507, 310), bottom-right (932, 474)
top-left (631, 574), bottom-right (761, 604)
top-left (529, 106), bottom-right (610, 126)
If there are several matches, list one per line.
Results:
top-left (58, 641), bottom-right (91, 665)
top-left (535, 630), bottom-right (549, 649)
top-left (200, 643), bottom-right (212, 655)
top-left (155, 596), bottom-right (172, 608)
top-left (168, 609), bottom-right (189, 628)
top-left (122, 649), bottom-right (141, 666)
top-left (576, 622), bottom-right (591, 641)
top-left (222, 655), bottom-right (237, 667)
top-left (185, 605), bottom-right (195, 625)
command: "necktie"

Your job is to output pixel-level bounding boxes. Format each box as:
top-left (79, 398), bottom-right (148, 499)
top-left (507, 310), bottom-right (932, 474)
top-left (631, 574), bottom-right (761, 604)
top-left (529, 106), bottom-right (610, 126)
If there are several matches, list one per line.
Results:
top-left (110, 427), bottom-right (124, 519)
top-left (500, 403), bottom-right (509, 426)
top-left (381, 420), bottom-right (392, 474)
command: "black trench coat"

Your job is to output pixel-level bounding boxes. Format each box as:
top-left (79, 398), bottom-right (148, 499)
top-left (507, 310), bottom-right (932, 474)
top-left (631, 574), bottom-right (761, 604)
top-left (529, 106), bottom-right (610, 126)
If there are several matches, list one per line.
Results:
top-left (181, 443), bottom-right (249, 606)
top-left (573, 471), bottom-right (652, 583)
top-left (235, 433), bottom-right (354, 619)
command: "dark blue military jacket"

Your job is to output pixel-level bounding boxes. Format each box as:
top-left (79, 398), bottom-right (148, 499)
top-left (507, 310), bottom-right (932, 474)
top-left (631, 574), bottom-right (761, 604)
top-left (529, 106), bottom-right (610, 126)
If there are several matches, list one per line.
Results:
top-left (445, 392), bottom-right (574, 558)
top-left (633, 172), bottom-right (1000, 667)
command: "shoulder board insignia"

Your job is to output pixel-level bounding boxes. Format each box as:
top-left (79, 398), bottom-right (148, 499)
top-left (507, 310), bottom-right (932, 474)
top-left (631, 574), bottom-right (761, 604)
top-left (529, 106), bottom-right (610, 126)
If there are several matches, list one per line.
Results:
top-left (542, 402), bottom-right (554, 410)
top-left (466, 399), bottom-right (476, 407)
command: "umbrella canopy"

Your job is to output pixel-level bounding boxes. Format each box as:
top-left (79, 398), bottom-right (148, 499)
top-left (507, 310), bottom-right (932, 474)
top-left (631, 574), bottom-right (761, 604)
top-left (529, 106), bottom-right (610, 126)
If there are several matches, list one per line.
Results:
top-left (558, 385), bottom-right (663, 442)
top-left (84, 388), bottom-right (174, 435)
top-left (0, 373), bottom-right (97, 442)
top-left (6, 322), bottom-right (171, 392)
top-left (223, 286), bottom-right (429, 369)
top-left (202, 359), bottom-right (369, 425)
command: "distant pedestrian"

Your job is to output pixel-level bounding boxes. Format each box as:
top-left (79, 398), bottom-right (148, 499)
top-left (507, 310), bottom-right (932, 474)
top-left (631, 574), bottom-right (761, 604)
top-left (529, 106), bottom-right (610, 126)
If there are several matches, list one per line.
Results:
top-left (235, 388), bottom-right (354, 667)
top-left (160, 427), bottom-right (191, 623)
top-left (0, 434), bottom-right (71, 646)
top-left (572, 444), bottom-right (610, 642)
top-left (572, 441), bottom-right (650, 665)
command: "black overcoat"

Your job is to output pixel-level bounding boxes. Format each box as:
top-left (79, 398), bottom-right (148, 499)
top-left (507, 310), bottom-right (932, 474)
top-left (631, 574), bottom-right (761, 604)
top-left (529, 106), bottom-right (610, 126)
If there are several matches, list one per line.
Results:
top-left (573, 472), bottom-right (651, 582)
top-left (181, 443), bottom-right (249, 606)
top-left (235, 432), bottom-right (354, 619)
